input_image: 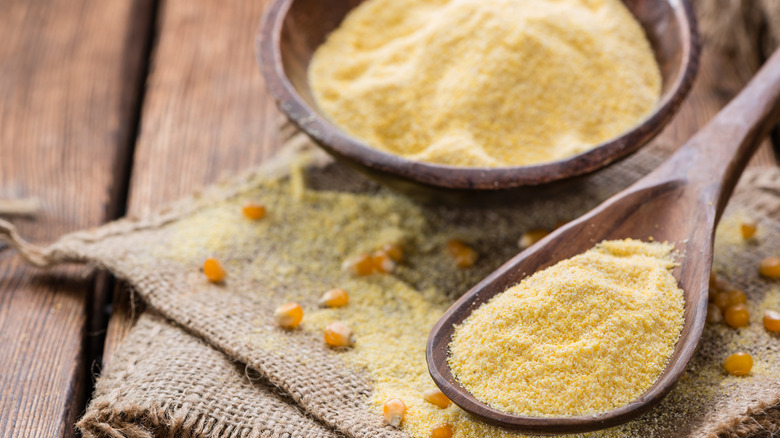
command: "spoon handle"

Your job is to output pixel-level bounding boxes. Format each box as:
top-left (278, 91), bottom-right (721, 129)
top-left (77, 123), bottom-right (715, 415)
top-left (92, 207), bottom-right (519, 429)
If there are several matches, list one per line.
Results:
top-left (641, 48), bottom-right (780, 221)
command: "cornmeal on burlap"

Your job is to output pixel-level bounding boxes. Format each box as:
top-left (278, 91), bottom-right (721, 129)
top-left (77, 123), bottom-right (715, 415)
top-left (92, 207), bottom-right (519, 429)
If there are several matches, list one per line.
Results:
top-left (1, 1), bottom-right (779, 437)
top-left (1, 130), bottom-right (779, 437)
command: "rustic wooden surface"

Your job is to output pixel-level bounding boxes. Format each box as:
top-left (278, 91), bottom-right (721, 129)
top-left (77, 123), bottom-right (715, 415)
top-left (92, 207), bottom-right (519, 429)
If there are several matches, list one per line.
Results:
top-left (0, 0), bottom-right (778, 436)
top-left (0, 1), bottom-right (154, 437)
top-left (102, 0), bottom-right (279, 366)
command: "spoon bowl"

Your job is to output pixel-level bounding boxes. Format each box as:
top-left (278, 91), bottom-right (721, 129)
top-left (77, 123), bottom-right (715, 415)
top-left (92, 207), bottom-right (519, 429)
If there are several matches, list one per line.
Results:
top-left (258, 0), bottom-right (699, 201)
top-left (426, 49), bottom-right (780, 433)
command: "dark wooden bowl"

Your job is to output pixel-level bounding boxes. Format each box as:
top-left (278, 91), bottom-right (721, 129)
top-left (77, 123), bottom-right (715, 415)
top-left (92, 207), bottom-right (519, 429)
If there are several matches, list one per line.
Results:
top-left (257, 0), bottom-right (699, 201)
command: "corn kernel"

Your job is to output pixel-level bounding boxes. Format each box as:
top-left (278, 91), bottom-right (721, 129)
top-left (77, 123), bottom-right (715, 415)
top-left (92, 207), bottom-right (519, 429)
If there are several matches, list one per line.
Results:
top-left (343, 253), bottom-right (375, 276)
top-left (324, 321), bottom-right (353, 347)
top-left (759, 256), bottom-right (780, 279)
top-left (724, 303), bottom-right (749, 328)
top-left (446, 239), bottom-right (478, 268)
top-left (713, 291), bottom-right (731, 311)
top-left (431, 423), bottom-right (453, 438)
top-left (423, 388), bottom-right (452, 409)
top-left (740, 219), bottom-right (757, 239)
top-left (706, 303), bottom-right (722, 324)
top-left (371, 251), bottom-right (396, 273)
top-left (726, 289), bottom-right (747, 306)
top-left (275, 302), bottom-right (303, 329)
top-left (764, 310), bottom-right (780, 332)
top-left (203, 258), bottom-right (227, 283)
top-left (519, 229), bottom-right (549, 249)
top-left (381, 243), bottom-right (404, 262)
top-left (723, 352), bottom-right (752, 376)
top-left (383, 398), bottom-right (406, 427)
top-left (319, 288), bottom-right (349, 308)
top-left (242, 202), bottom-right (266, 220)
top-left (709, 272), bottom-right (734, 293)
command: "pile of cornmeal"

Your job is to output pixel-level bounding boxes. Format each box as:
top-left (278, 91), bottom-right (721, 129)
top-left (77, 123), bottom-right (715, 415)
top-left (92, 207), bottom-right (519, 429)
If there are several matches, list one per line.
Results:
top-left (449, 239), bottom-right (685, 417)
top-left (309, 0), bottom-right (661, 167)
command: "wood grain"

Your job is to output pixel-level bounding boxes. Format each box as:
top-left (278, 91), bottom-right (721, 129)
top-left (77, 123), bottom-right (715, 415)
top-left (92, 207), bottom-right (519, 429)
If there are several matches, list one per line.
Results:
top-left (102, 0), bottom-right (778, 387)
top-left (0, 1), bottom-right (153, 436)
top-left (103, 0), bottom-right (279, 364)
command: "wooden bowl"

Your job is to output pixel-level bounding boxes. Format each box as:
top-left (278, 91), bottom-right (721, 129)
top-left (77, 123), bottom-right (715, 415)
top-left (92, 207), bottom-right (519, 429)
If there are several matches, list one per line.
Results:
top-left (257, 0), bottom-right (699, 200)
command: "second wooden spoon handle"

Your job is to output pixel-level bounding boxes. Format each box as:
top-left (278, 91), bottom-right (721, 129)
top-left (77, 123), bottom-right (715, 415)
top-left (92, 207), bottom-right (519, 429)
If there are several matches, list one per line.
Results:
top-left (642, 47), bottom-right (780, 221)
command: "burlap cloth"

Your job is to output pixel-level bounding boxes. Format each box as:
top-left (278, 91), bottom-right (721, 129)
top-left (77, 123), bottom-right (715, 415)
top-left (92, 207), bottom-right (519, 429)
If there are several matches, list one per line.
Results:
top-left (1, 2), bottom-right (779, 437)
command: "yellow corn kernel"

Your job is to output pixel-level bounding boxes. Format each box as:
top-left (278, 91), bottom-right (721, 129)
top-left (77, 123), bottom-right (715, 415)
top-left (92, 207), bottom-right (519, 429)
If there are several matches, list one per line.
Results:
top-left (740, 219), bottom-right (757, 239)
top-left (709, 271), bottom-right (718, 288)
top-left (324, 321), bottom-right (353, 347)
top-left (381, 243), bottom-right (404, 262)
top-left (371, 251), bottom-right (396, 274)
top-left (713, 291), bottom-right (731, 311)
top-left (709, 272), bottom-right (735, 293)
top-left (423, 388), bottom-right (452, 409)
top-left (722, 352), bottom-right (752, 376)
top-left (726, 289), bottom-right (747, 306)
top-left (759, 256), bottom-right (780, 279)
top-left (446, 239), bottom-right (478, 268)
top-left (764, 310), bottom-right (780, 332)
top-left (242, 202), bottom-right (266, 220)
top-left (343, 253), bottom-right (375, 276)
top-left (723, 303), bottom-right (750, 328)
top-left (275, 302), bottom-right (303, 329)
top-left (319, 288), bottom-right (349, 308)
top-left (706, 303), bottom-right (722, 324)
top-left (203, 257), bottom-right (227, 283)
top-left (383, 398), bottom-right (406, 427)
top-left (431, 423), bottom-right (454, 438)
top-left (519, 229), bottom-right (549, 249)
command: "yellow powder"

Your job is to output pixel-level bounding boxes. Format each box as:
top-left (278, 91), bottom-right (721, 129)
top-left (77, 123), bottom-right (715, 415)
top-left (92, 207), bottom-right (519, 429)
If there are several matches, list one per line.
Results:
top-left (308, 0), bottom-right (661, 167)
top-left (162, 173), bottom-right (780, 437)
top-left (449, 239), bottom-right (684, 416)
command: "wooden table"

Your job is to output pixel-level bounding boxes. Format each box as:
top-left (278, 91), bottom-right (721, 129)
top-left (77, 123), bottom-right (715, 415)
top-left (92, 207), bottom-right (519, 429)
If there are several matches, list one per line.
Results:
top-left (0, 1), bottom-right (777, 437)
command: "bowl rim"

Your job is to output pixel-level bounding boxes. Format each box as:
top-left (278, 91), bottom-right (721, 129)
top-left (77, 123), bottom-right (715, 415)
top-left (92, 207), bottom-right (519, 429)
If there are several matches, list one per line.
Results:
top-left (257, 0), bottom-right (701, 190)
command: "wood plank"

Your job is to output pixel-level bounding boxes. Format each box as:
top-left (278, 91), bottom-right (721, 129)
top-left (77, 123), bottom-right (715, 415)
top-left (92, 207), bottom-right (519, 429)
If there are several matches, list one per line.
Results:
top-left (0, 1), bottom-right (154, 437)
top-left (103, 0), bottom-right (279, 363)
top-left (102, 0), bottom-right (778, 365)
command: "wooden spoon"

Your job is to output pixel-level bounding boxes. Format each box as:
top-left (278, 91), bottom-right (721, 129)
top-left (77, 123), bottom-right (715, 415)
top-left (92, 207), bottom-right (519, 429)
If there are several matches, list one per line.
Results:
top-left (426, 49), bottom-right (780, 434)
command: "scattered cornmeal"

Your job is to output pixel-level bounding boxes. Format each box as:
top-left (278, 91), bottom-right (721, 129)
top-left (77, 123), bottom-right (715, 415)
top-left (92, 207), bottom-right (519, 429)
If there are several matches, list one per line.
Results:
top-left (449, 239), bottom-right (684, 416)
top-left (383, 398), bottom-right (406, 427)
top-left (759, 256), bottom-right (780, 279)
top-left (422, 388), bottom-right (451, 409)
top-left (309, 0), bottom-right (660, 167)
top-left (722, 352), bottom-right (753, 376)
top-left (242, 202), bottom-right (266, 220)
top-left (446, 239), bottom-right (478, 268)
top-left (274, 302), bottom-right (303, 329)
top-left (324, 321), bottom-right (354, 347)
top-left (203, 257), bottom-right (226, 283)
top-left (319, 288), bottom-right (349, 308)
top-left (764, 310), bottom-right (780, 332)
